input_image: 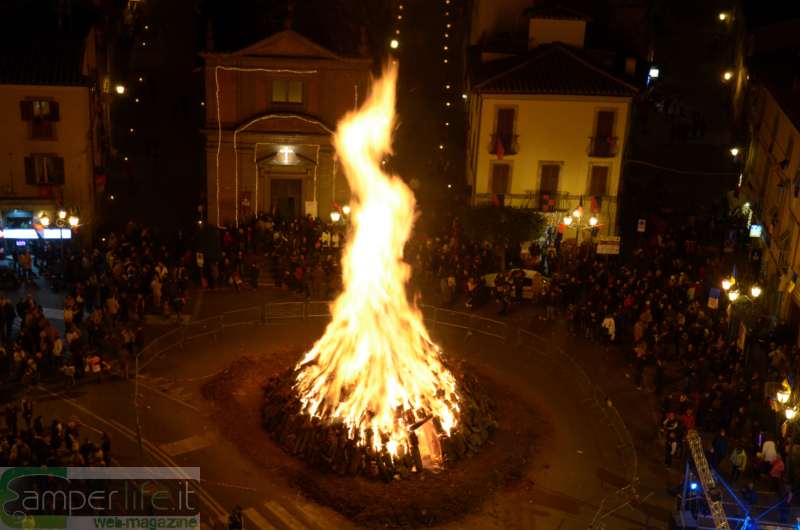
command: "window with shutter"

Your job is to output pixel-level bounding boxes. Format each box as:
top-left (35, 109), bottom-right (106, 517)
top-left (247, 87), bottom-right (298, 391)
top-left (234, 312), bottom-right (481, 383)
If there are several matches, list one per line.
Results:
top-left (491, 163), bottom-right (510, 194)
top-left (22, 99), bottom-right (58, 139)
top-left (540, 164), bottom-right (560, 194)
top-left (25, 155), bottom-right (64, 185)
top-left (589, 165), bottom-right (609, 196)
top-left (592, 111), bottom-right (616, 157)
top-left (538, 164), bottom-right (560, 209)
top-left (493, 108), bottom-right (516, 153)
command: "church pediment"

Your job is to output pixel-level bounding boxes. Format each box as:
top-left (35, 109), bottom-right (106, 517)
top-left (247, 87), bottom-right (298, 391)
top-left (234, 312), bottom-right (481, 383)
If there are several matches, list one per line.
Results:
top-left (234, 30), bottom-right (340, 60)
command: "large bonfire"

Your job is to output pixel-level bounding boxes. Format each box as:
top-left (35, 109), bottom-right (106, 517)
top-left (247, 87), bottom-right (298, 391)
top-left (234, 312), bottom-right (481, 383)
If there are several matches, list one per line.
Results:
top-left (263, 66), bottom-right (495, 478)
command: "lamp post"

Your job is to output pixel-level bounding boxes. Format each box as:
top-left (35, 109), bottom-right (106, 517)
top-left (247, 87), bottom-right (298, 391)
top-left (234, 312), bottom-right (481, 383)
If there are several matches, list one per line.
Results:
top-left (562, 207), bottom-right (599, 247)
top-left (722, 275), bottom-right (762, 354)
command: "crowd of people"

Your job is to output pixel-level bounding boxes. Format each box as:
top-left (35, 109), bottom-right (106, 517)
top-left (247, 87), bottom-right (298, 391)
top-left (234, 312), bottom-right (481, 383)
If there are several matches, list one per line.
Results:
top-left (2, 209), bottom-right (798, 516)
top-left (406, 211), bottom-right (800, 510)
top-left (1, 397), bottom-right (112, 466)
top-left (253, 214), bottom-right (344, 298)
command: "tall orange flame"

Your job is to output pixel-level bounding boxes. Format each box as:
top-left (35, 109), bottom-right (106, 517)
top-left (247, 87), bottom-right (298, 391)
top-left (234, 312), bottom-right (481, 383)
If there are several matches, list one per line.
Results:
top-left (294, 66), bottom-right (460, 462)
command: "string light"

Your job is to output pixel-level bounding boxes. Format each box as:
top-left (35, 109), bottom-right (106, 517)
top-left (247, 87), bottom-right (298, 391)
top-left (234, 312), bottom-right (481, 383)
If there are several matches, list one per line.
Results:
top-left (397, 14), bottom-right (402, 20)
top-left (443, 59), bottom-right (448, 63)
top-left (443, 45), bottom-right (448, 50)
top-left (214, 66), bottom-right (319, 227)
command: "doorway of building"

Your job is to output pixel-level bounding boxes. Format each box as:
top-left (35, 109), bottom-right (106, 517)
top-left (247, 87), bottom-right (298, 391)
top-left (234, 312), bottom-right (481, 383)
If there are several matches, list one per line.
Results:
top-left (271, 178), bottom-right (302, 218)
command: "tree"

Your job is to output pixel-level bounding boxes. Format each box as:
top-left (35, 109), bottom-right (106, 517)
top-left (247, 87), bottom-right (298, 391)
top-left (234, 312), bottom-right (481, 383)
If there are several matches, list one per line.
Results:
top-left (460, 206), bottom-right (545, 271)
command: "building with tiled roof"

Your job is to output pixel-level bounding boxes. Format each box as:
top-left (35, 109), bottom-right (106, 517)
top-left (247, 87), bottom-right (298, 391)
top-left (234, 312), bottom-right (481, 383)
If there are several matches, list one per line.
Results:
top-left (473, 43), bottom-right (637, 97)
top-left (466, 7), bottom-right (639, 237)
top-left (0, 32), bottom-right (107, 243)
top-left (0, 41), bottom-right (88, 87)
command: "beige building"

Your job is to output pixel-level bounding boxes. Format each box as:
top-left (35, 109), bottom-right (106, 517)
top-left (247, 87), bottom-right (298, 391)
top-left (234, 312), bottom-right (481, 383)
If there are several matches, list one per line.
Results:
top-left (739, 51), bottom-right (800, 325)
top-left (467, 7), bottom-right (637, 235)
top-left (0, 35), bottom-right (103, 238)
top-left (202, 29), bottom-right (372, 228)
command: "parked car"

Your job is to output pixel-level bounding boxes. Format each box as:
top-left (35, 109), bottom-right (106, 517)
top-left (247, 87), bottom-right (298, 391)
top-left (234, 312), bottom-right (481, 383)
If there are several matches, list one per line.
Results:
top-left (482, 269), bottom-right (548, 300)
top-left (0, 264), bottom-right (19, 291)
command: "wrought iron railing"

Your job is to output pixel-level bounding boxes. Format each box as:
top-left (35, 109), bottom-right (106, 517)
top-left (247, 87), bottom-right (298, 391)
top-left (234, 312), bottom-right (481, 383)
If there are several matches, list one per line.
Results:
top-left (489, 133), bottom-right (519, 155)
top-left (588, 136), bottom-right (618, 157)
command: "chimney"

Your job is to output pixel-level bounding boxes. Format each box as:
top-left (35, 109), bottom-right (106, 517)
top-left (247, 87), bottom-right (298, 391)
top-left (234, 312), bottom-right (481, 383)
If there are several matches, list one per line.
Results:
top-left (528, 13), bottom-right (587, 49)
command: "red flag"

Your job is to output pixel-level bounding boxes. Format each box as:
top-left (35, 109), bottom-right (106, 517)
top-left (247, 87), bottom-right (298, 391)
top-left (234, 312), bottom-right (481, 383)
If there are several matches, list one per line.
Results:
top-left (590, 195), bottom-right (602, 213)
top-left (496, 137), bottom-right (505, 160)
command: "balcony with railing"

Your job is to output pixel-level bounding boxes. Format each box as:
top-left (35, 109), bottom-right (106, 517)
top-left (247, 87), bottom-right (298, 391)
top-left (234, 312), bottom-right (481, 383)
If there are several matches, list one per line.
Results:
top-left (474, 191), bottom-right (617, 222)
top-left (588, 136), bottom-right (618, 157)
top-left (489, 133), bottom-right (519, 156)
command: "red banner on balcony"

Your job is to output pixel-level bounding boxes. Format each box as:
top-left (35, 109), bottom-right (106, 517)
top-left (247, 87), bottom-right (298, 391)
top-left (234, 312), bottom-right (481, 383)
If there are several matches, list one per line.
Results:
top-left (495, 137), bottom-right (505, 160)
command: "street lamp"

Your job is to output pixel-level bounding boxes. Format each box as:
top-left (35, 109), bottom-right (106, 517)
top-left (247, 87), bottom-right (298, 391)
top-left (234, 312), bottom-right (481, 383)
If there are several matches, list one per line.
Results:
top-left (777, 389), bottom-right (791, 404)
top-left (718, 12), bottom-right (729, 21)
top-left (58, 209), bottom-right (67, 221)
top-left (786, 407), bottom-right (797, 420)
top-left (115, 84), bottom-right (126, 95)
top-left (723, 70), bottom-right (734, 82)
top-left (572, 207), bottom-right (582, 219)
top-left (589, 216), bottom-right (598, 227)
top-left (330, 211), bottom-right (341, 223)
top-left (40, 215), bottom-right (50, 227)
top-left (342, 205), bottom-right (351, 216)
top-left (728, 290), bottom-right (740, 302)
top-left (750, 285), bottom-right (762, 298)
top-left (390, 39), bottom-right (399, 49)
top-left (721, 278), bottom-right (732, 291)
top-left (563, 216), bottom-right (573, 226)
top-left (68, 215), bottom-right (79, 227)
top-left (730, 147), bottom-right (740, 157)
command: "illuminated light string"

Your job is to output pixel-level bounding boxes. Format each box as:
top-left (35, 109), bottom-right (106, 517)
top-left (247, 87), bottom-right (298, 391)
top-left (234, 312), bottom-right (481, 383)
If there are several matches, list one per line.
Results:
top-left (213, 65), bottom-right (319, 227)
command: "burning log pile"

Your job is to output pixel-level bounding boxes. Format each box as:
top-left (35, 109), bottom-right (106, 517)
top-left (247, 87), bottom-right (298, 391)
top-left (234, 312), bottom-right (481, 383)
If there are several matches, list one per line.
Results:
top-left (262, 367), bottom-right (497, 481)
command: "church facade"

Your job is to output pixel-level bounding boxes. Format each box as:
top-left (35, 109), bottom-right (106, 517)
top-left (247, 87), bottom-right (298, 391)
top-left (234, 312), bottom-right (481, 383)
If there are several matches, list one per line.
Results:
top-left (202, 30), bottom-right (372, 227)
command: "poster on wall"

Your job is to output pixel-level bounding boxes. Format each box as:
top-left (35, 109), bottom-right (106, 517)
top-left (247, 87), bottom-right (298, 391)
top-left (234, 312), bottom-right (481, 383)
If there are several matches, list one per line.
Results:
top-left (305, 201), bottom-right (318, 219)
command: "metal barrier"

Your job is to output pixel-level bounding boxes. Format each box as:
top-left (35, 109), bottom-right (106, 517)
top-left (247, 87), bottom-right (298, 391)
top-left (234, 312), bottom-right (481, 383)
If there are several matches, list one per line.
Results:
top-left (263, 302), bottom-right (305, 320)
top-left (222, 307), bottom-right (262, 328)
top-left (420, 304), bottom-right (510, 342)
top-left (306, 300), bottom-right (332, 318)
